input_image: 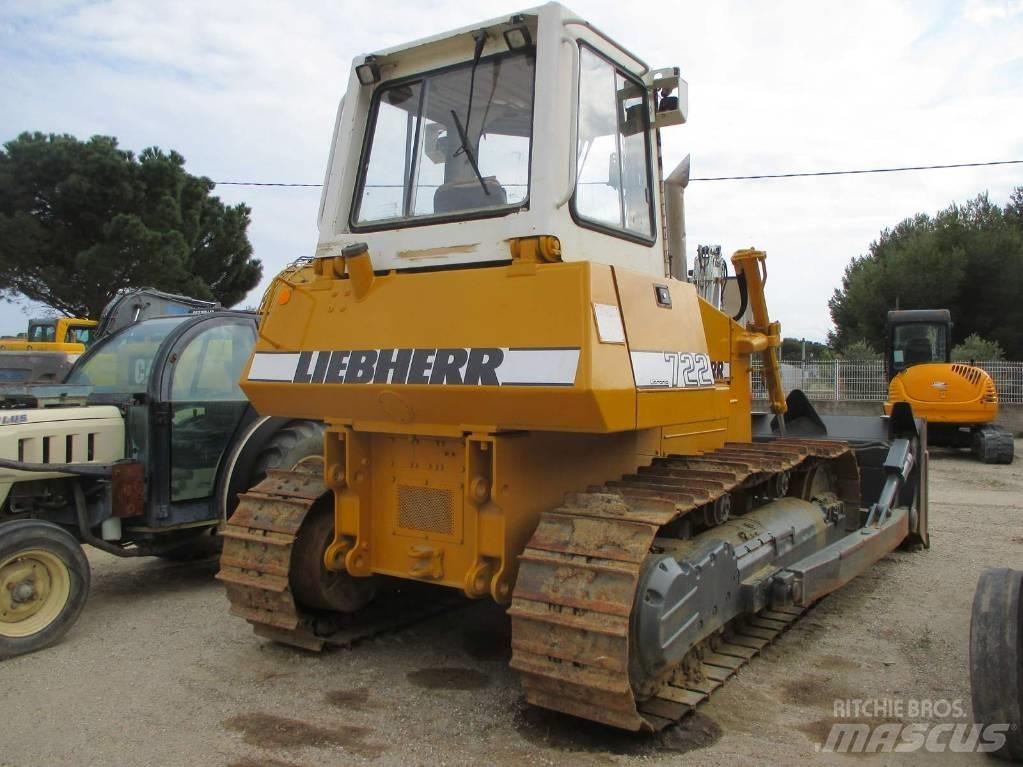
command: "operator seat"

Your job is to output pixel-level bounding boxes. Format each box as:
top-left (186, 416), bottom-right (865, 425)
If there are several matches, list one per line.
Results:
top-left (434, 177), bottom-right (507, 214)
top-left (903, 337), bottom-right (934, 365)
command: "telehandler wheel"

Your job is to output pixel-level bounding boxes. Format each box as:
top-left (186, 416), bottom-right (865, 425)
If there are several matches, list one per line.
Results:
top-left (254, 420), bottom-right (326, 480)
top-left (969, 568), bottom-right (1022, 761)
top-left (0, 519), bottom-right (90, 659)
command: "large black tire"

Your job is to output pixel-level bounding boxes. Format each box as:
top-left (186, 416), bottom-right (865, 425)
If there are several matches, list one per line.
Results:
top-left (161, 421), bottom-right (326, 562)
top-left (254, 420), bottom-right (326, 479)
top-left (0, 519), bottom-right (90, 659)
top-left (970, 568), bottom-right (1023, 761)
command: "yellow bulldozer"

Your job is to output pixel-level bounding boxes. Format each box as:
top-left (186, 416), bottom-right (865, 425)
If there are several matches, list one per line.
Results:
top-left (218, 3), bottom-right (929, 732)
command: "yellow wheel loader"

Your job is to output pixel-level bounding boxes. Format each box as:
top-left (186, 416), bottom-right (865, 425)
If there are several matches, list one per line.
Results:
top-left (218, 3), bottom-right (929, 732)
top-left (883, 309), bottom-right (1013, 464)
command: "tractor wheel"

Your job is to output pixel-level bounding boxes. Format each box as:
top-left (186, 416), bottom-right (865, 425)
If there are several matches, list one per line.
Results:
top-left (0, 519), bottom-right (90, 659)
top-left (969, 568), bottom-right (1023, 761)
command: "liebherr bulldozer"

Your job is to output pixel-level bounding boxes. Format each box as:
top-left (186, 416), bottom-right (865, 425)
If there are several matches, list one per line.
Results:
top-left (219, 3), bottom-right (929, 732)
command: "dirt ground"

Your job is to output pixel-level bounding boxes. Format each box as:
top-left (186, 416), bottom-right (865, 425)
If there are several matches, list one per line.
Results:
top-left (3, 442), bottom-right (1021, 767)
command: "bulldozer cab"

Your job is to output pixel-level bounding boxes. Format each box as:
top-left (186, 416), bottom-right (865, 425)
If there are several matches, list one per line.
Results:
top-left (66, 313), bottom-right (258, 525)
top-left (886, 309), bottom-right (951, 380)
top-left (316, 2), bottom-right (687, 278)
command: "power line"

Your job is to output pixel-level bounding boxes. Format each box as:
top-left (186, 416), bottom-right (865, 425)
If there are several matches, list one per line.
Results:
top-left (214, 181), bottom-right (322, 187)
top-left (690, 159), bottom-right (1023, 181)
top-left (211, 159), bottom-right (1023, 188)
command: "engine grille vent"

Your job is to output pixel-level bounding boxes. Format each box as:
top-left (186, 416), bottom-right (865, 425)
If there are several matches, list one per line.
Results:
top-left (398, 485), bottom-right (454, 535)
top-left (951, 364), bottom-right (982, 385)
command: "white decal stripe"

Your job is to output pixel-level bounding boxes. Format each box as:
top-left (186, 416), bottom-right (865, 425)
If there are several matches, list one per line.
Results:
top-left (631, 351), bottom-right (675, 388)
top-left (248, 353), bottom-right (301, 381)
top-left (631, 351), bottom-right (714, 389)
top-left (499, 349), bottom-right (580, 386)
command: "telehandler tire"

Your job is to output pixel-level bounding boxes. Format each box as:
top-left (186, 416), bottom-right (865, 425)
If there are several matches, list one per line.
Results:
top-left (253, 420), bottom-right (326, 479)
top-left (0, 519), bottom-right (90, 659)
top-left (161, 421), bottom-right (327, 562)
top-left (969, 567), bottom-right (1022, 761)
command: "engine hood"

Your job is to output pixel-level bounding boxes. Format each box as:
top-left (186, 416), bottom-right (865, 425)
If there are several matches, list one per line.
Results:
top-left (895, 363), bottom-right (992, 405)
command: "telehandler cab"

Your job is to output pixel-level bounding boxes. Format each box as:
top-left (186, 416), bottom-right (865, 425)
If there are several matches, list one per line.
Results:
top-left (0, 311), bottom-right (322, 658)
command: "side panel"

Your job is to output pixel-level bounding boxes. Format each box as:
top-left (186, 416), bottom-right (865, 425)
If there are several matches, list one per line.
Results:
top-left (614, 269), bottom-right (749, 454)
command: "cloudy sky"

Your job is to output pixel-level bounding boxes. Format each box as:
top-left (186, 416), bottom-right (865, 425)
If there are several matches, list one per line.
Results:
top-left (2, 0), bottom-right (1021, 341)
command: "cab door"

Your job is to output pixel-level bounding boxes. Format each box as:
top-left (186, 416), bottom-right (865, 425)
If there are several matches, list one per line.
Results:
top-left (161, 317), bottom-right (256, 519)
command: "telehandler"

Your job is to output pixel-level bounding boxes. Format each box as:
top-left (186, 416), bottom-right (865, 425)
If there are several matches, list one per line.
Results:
top-left (0, 309), bottom-right (322, 658)
top-left (220, 3), bottom-right (929, 732)
top-left (883, 309), bottom-right (1013, 463)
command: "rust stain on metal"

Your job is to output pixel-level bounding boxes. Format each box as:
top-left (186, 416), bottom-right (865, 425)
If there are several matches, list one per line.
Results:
top-left (397, 243), bottom-right (479, 260)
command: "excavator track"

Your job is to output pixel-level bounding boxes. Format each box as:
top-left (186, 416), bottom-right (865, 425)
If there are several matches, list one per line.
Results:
top-left (217, 468), bottom-right (461, 651)
top-left (509, 438), bottom-right (857, 732)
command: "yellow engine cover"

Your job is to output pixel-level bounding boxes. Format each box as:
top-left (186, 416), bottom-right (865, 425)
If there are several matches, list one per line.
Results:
top-left (242, 260), bottom-right (751, 439)
top-left (884, 363), bottom-right (998, 424)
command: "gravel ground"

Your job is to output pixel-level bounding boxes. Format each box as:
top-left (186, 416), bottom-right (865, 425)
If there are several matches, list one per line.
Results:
top-left (2, 442), bottom-right (1020, 767)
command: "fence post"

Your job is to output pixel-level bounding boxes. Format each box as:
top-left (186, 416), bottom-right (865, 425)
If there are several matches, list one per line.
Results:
top-left (834, 360), bottom-right (840, 399)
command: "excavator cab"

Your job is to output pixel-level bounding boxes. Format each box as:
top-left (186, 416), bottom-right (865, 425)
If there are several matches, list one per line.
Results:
top-left (884, 309), bottom-right (1012, 463)
top-left (886, 309), bottom-right (951, 377)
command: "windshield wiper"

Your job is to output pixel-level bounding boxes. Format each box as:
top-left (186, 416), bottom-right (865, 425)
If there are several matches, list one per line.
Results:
top-left (450, 109), bottom-right (490, 196)
top-left (449, 29), bottom-right (490, 197)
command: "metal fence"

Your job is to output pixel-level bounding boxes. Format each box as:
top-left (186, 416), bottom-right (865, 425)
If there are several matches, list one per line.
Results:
top-left (751, 360), bottom-right (1023, 404)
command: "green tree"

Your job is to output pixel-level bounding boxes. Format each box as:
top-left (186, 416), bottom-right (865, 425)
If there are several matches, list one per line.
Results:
top-left (828, 189), bottom-right (1023, 358)
top-left (0, 132), bottom-right (262, 319)
top-left (780, 337), bottom-right (835, 361)
top-left (952, 333), bottom-right (1005, 362)
top-left (839, 339), bottom-right (881, 360)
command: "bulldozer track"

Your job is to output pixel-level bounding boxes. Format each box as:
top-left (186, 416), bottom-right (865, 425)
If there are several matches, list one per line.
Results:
top-left (508, 438), bottom-right (855, 732)
top-left (217, 468), bottom-right (462, 651)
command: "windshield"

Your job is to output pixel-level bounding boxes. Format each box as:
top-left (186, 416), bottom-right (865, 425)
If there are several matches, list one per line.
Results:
top-left (354, 51), bottom-right (535, 226)
top-left (67, 317), bottom-right (187, 394)
top-left (28, 321), bottom-right (56, 343)
top-left (892, 323), bottom-right (949, 372)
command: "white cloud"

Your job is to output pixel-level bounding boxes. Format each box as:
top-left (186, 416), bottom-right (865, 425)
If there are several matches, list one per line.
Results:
top-left (1, 0), bottom-right (1021, 342)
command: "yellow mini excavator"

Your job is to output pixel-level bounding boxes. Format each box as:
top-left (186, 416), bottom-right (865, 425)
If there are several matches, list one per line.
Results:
top-left (884, 309), bottom-right (1013, 464)
top-left (218, 3), bottom-right (929, 732)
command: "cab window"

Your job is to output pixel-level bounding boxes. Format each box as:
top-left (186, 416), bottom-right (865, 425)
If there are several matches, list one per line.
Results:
top-left (354, 51), bottom-right (535, 228)
top-left (67, 327), bottom-right (94, 346)
top-left (168, 322), bottom-right (255, 503)
top-left (28, 322), bottom-right (56, 343)
top-left (892, 323), bottom-right (949, 371)
top-left (572, 45), bottom-right (654, 240)
top-left (67, 317), bottom-right (187, 394)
